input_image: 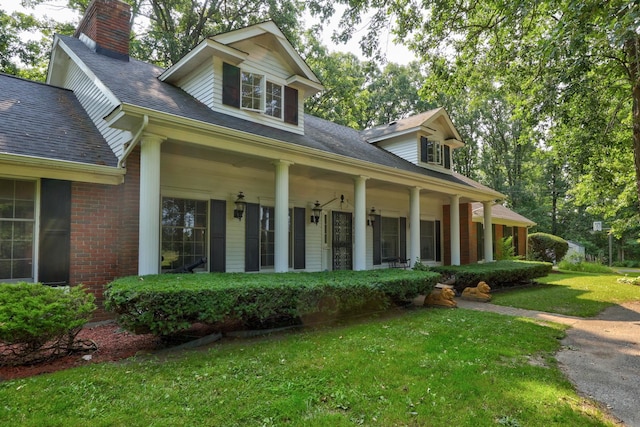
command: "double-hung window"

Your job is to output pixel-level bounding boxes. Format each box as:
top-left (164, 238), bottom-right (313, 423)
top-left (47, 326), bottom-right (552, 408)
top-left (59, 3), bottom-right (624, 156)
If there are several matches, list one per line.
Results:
top-left (260, 206), bottom-right (275, 268)
top-left (0, 178), bottom-right (35, 281)
top-left (421, 136), bottom-right (442, 165)
top-left (223, 62), bottom-right (299, 125)
top-left (241, 71), bottom-right (263, 111)
top-left (381, 217), bottom-right (399, 261)
top-left (420, 220), bottom-right (436, 261)
top-left (265, 81), bottom-right (282, 118)
top-left (161, 198), bottom-right (207, 272)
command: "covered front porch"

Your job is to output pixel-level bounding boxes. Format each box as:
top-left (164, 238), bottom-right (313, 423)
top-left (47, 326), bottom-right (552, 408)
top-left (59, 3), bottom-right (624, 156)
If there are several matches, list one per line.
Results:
top-left (133, 130), bottom-right (500, 275)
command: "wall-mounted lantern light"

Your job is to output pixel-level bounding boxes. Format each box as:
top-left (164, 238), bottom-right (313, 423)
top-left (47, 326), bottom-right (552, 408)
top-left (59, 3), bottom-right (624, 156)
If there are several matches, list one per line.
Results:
top-left (233, 192), bottom-right (246, 221)
top-left (311, 201), bottom-right (322, 225)
top-left (368, 207), bottom-right (376, 226)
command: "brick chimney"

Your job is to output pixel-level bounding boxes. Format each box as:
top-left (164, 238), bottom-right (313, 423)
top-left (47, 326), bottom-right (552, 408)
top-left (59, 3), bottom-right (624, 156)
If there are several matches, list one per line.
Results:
top-left (74, 0), bottom-right (131, 61)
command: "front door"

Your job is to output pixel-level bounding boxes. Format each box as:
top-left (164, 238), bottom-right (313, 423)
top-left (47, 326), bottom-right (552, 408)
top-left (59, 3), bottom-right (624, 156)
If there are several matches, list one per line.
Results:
top-left (332, 211), bottom-right (352, 270)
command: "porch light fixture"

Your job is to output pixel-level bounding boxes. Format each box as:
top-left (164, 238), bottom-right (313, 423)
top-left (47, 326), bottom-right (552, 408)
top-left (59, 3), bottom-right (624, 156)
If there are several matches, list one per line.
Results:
top-left (233, 192), bottom-right (246, 221)
top-left (310, 201), bottom-right (322, 225)
top-left (367, 207), bottom-right (376, 226)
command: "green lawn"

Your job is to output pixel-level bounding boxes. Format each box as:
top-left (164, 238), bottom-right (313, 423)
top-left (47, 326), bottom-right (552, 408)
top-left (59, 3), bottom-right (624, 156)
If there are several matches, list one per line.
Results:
top-left (0, 304), bottom-right (616, 426)
top-left (492, 271), bottom-right (640, 317)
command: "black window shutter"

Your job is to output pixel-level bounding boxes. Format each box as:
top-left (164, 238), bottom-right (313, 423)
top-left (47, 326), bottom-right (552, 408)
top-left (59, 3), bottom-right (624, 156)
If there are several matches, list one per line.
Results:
top-left (222, 62), bottom-right (240, 108)
top-left (209, 199), bottom-right (226, 272)
top-left (399, 217), bottom-right (407, 261)
top-left (284, 86), bottom-right (298, 125)
top-left (39, 179), bottom-right (71, 285)
top-left (245, 203), bottom-right (260, 272)
top-left (435, 220), bottom-right (442, 262)
top-left (373, 214), bottom-right (381, 265)
top-left (293, 207), bottom-right (306, 269)
top-left (444, 145), bottom-right (451, 169)
top-left (420, 137), bottom-right (428, 162)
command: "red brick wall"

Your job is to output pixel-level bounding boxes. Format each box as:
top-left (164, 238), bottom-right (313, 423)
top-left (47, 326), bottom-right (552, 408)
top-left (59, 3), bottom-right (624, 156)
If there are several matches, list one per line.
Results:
top-left (74, 0), bottom-right (131, 59)
top-left (517, 227), bottom-right (528, 258)
top-left (69, 149), bottom-right (140, 321)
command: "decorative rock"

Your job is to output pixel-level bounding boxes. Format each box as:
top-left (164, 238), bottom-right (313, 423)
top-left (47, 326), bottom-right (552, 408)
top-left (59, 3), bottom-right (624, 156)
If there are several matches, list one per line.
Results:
top-left (461, 281), bottom-right (492, 302)
top-left (424, 287), bottom-right (457, 308)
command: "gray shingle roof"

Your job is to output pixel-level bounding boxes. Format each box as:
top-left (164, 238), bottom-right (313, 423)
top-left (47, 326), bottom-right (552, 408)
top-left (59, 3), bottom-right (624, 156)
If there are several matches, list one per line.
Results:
top-left (0, 73), bottom-right (117, 167)
top-left (361, 109), bottom-right (442, 140)
top-left (471, 202), bottom-right (536, 226)
top-left (57, 35), bottom-right (476, 188)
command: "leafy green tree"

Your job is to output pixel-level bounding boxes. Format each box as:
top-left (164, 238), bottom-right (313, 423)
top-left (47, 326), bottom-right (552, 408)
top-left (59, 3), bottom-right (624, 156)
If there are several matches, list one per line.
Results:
top-left (0, 9), bottom-right (72, 81)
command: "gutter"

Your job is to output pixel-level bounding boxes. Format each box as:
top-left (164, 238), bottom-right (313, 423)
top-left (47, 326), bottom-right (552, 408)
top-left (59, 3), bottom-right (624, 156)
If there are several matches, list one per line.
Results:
top-left (118, 114), bottom-right (148, 169)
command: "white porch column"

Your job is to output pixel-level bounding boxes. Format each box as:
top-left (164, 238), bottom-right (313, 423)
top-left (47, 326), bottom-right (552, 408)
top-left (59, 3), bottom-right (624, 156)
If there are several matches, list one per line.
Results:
top-left (483, 201), bottom-right (494, 262)
top-left (138, 134), bottom-right (165, 275)
top-left (353, 175), bottom-right (368, 271)
top-left (450, 194), bottom-right (461, 266)
top-left (274, 160), bottom-right (292, 273)
top-left (409, 187), bottom-right (421, 267)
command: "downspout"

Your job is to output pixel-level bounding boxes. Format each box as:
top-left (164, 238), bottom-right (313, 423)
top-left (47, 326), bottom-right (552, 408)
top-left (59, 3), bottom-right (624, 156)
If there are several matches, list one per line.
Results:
top-left (117, 115), bottom-right (148, 169)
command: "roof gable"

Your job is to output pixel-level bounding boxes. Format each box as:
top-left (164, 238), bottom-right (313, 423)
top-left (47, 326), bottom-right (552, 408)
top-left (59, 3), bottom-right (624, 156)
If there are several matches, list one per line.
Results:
top-left (362, 108), bottom-right (464, 147)
top-left (0, 73), bottom-right (117, 168)
top-left (160, 21), bottom-right (323, 96)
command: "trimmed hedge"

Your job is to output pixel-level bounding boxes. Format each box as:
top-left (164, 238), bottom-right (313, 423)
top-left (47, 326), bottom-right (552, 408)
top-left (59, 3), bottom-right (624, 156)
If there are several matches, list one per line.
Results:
top-left (105, 270), bottom-right (440, 336)
top-left (527, 232), bottom-right (569, 263)
top-left (431, 260), bottom-right (552, 291)
top-left (0, 283), bottom-right (95, 366)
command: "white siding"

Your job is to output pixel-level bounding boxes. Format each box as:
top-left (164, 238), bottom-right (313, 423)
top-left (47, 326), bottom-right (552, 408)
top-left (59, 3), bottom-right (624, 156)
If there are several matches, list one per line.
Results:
top-left (377, 136), bottom-right (418, 165)
top-left (62, 60), bottom-right (128, 159)
top-left (160, 151), bottom-right (446, 273)
top-left (305, 220), bottom-right (323, 271)
top-left (210, 55), bottom-right (305, 135)
top-left (178, 59), bottom-right (215, 109)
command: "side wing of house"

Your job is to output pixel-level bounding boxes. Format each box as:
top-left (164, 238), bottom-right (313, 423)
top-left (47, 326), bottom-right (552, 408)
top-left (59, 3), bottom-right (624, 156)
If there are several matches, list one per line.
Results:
top-left (0, 73), bottom-right (125, 305)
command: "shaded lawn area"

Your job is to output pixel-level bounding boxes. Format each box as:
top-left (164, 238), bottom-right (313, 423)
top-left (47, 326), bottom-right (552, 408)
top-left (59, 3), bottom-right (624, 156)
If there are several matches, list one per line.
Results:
top-left (0, 307), bottom-right (616, 427)
top-left (492, 272), bottom-right (640, 317)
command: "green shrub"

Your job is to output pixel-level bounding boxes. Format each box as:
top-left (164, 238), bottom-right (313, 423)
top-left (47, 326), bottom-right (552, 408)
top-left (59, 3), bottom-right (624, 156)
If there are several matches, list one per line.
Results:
top-left (617, 276), bottom-right (640, 285)
top-left (0, 283), bottom-right (95, 366)
top-left (105, 270), bottom-right (440, 336)
top-left (527, 232), bottom-right (569, 263)
top-left (496, 236), bottom-right (518, 260)
top-left (432, 260), bottom-right (552, 291)
top-left (557, 260), bottom-right (614, 273)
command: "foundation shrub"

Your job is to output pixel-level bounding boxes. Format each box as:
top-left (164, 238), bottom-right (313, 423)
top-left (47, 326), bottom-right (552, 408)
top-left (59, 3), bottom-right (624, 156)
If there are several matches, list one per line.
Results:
top-left (527, 232), bottom-right (569, 263)
top-left (0, 283), bottom-right (95, 365)
top-left (431, 260), bottom-right (552, 292)
top-left (105, 270), bottom-right (440, 336)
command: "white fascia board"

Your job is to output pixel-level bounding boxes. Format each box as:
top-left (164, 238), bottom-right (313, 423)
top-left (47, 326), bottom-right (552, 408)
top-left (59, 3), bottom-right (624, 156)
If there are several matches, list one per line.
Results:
top-left (444, 138), bottom-right (464, 148)
top-left (213, 22), bottom-right (321, 85)
top-left (159, 40), bottom-right (248, 83)
top-left (0, 153), bottom-right (124, 185)
top-left (54, 38), bottom-right (121, 107)
top-left (286, 74), bottom-right (324, 97)
top-left (45, 37), bottom-right (62, 85)
top-left (112, 103), bottom-right (504, 200)
top-left (365, 127), bottom-right (423, 143)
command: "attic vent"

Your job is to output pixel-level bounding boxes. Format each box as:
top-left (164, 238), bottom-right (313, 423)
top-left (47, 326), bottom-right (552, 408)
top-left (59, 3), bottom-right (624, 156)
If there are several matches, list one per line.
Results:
top-left (388, 120), bottom-right (398, 126)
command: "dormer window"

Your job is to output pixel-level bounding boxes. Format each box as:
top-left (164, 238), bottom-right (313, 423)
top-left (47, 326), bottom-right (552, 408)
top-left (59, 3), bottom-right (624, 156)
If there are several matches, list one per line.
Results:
top-left (241, 72), bottom-right (263, 111)
top-left (223, 62), bottom-right (297, 125)
top-left (265, 81), bottom-right (282, 118)
top-left (420, 136), bottom-right (451, 169)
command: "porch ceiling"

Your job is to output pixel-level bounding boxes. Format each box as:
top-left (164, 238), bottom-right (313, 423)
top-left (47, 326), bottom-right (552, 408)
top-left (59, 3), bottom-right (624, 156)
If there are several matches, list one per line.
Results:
top-left (161, 140), bottom-right (467, 204)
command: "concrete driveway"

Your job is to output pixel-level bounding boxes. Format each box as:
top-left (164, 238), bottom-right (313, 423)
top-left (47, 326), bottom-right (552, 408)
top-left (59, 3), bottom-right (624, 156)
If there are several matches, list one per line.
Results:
top-left (456, 299), bottom-right (640, 426)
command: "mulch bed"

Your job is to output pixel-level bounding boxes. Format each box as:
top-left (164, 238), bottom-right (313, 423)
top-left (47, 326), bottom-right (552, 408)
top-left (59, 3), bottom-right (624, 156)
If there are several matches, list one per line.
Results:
top-left (0, 323), bottom-right (161, 381)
